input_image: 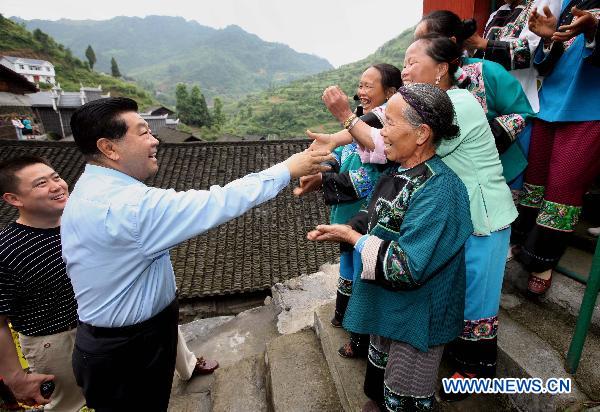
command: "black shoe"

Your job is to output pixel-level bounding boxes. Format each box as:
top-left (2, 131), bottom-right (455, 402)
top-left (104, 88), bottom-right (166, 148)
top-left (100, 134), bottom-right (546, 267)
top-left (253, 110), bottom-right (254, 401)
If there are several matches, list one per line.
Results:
top-left (338, 341), bottom-right (368, 358)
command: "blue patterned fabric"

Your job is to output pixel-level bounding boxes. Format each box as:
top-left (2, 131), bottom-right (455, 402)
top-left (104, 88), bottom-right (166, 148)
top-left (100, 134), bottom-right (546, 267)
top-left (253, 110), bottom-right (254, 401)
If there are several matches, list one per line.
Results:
top-left (328, 142), bottom-right (382, 225)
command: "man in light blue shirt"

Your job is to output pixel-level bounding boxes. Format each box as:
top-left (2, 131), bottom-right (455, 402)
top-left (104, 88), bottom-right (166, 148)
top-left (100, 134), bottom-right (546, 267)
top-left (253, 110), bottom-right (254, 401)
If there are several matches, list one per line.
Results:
top-left (61, 97), bottom-right (331, 411)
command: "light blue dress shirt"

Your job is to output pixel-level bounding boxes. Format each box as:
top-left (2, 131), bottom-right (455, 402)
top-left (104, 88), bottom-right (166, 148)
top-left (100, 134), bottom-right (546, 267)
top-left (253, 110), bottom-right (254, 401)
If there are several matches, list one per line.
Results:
top-left (61, 163), bottom-right (290, 327)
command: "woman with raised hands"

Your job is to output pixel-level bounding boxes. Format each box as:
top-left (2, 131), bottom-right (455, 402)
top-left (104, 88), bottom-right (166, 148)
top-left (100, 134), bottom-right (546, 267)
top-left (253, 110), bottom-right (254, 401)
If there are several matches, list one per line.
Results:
top-left (295, 63), bottom-right (402, 359)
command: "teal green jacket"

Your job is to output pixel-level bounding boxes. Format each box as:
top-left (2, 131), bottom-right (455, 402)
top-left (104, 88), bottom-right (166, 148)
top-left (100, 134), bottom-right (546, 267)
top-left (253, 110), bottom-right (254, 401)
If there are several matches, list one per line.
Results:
top-left (439, 89), bottom-right (518, 235)
top-left (343, 156), bottom-right (472, 351)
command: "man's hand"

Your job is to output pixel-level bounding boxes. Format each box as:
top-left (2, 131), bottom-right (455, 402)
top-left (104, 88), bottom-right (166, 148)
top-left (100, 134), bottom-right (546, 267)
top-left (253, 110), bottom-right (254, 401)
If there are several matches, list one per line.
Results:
top-left (6, 372), bottom-right (54, 406)
top-left (307, 224), bottom-right (362, 245)
top-left (322, 86), bottom-right (354, 123)
top-left (293, 173), bottom-right (323, 196)
top-left (553, 7), bottom-right (599, 42)
top-left (285, 150), bottom-right (333, 179)
top-left (463, 33), bottom-right (488, 51)
top-left (529, 6), bottom-right (558, 39)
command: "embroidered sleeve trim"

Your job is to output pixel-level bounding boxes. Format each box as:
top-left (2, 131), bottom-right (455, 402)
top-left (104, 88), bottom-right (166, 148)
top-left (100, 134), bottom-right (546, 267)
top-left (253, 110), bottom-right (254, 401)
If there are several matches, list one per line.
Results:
top-left (383, 242), bottom-right (418, 288)
top-left (360, 235), bottom-right (382, 280)
top-left (509, 38), bottom-right (532, 70)
top-left (495, 113), bottom-right (526, 140)
top-left (519, 183), bottom-right (545, 208)
top-left (536, 200), bottom-right (581, 232)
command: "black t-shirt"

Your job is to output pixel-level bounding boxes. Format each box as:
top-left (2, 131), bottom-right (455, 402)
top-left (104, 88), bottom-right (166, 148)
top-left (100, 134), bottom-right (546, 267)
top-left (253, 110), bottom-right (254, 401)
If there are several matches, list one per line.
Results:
top-left (0, 222), bottom-right (78, 336)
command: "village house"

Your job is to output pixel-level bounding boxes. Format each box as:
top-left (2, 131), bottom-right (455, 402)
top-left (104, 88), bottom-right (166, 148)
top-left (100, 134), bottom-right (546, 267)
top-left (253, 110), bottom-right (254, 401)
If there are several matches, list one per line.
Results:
top-left (0, 56), bottom-right (56, 85)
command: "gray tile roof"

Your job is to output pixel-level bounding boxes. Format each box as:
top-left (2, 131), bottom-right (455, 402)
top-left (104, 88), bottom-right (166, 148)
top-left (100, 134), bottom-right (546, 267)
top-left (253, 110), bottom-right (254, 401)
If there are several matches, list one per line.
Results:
top-left (1, 56), bottom-right (52, 66)
top-left (0, 92), bottom-right (32, 107)
top-left (57, 93), bottom-right (84, 108)
top-left (155, 127), bottom-right (201, 144)
top-left (28, 91), bottom-right (84, 108)
top-left (0, 140), bottom-right (338, 299)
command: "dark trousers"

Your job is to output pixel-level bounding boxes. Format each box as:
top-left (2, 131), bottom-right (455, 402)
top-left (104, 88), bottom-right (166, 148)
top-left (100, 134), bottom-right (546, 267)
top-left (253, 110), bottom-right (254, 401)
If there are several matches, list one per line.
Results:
top-left (72, 299), bottom-right (179, 412)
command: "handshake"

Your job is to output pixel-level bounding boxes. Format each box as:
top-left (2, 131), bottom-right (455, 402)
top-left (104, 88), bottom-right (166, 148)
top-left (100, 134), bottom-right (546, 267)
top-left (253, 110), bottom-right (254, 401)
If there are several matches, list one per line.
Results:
top-left (283, 149), bottom-right (333, 180)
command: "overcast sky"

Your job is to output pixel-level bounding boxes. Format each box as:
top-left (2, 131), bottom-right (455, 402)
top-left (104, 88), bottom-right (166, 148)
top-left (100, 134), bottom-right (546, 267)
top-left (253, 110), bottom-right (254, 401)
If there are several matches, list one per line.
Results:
top-left (1, 0), bottom-right (423, 67)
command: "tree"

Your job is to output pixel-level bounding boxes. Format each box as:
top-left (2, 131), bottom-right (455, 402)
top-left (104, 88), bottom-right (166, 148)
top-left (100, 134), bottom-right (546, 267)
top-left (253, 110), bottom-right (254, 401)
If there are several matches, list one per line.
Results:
top-left (85, 45), bottom-right (97, 70)
top-left (110, 57), bottom-right (121, 78)
top-left (175, 83), bottom-right (191, 124)
top-left (212, 97), bottom-right (225, 128)
top-left (33, 29), bottom-right (51, 53)
top-left (189, 86), bottom-right (211, 127)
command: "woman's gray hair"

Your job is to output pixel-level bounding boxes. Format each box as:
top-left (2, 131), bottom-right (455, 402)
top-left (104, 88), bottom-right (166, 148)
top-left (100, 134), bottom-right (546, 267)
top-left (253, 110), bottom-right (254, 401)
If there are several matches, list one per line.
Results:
top-left (397, 83), bottom-right (459, 145)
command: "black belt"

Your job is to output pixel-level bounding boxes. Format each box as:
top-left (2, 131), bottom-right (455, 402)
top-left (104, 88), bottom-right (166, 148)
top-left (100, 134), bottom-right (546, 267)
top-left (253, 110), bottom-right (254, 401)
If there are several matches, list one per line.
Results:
top-left (77, 299), bottom-right (178, 338)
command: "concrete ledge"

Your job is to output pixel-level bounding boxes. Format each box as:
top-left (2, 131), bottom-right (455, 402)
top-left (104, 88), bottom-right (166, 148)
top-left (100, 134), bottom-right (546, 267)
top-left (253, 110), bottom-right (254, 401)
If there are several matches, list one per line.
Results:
top-left (271, 263), bottom-right (339, 335)
top-left (266, 329), bottom-right (342, 412)
top-left (185, 304), bottom-right (280, 369)
top-left (314, 302), bottom-right (369, 412)
top-left (498, 308), bottom-right (590, 411)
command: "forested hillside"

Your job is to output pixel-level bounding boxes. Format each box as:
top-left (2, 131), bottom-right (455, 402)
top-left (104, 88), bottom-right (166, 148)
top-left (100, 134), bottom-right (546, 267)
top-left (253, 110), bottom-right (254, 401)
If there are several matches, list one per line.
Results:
top-left (223, 27), bottom-right (414, 137)
top-left (14, 16), bottom-right (333, 105)
top-left (0, 14), bottom-right (158, 109)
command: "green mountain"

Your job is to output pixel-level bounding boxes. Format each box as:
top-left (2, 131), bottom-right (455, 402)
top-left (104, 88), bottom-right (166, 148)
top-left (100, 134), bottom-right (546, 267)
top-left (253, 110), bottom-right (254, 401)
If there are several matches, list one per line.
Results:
top-left (13, 16), bottom-right (333, 105)
top-left (222, 26), bottom-right (415, 137)
top-left (0, 14), bottom-right (158, 109)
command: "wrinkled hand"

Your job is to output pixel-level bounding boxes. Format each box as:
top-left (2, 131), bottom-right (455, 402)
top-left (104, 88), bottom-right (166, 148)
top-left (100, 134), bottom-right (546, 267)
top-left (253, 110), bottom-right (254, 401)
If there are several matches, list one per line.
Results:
top-left (553, 7), bottom-right (599, 42)
top-left (8, 372), bottom-right (54, 406)
top-left (293, 173), bottom-right (323, 197)
top-left (463, 33), bottom-right (488, 51)
top-left (285, 150), bottom-right (333, 179)
top-left (529, 6), bottom-right (558, 39)
top-left (322, 86), bottom-right (353, 123)
top-left (306, 130), bottom-right (337, 153)
top-left (307, 224), bottom-right (362, 245)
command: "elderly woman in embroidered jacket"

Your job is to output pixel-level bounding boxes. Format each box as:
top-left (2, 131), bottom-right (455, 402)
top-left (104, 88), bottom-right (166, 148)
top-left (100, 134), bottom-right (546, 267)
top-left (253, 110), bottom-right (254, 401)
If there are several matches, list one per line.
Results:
top-left (308, 83), bottom-right (472, 412)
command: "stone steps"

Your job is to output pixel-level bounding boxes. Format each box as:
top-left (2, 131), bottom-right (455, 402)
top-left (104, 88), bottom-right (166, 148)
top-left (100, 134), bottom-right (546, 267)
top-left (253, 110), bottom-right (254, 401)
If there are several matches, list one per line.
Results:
top-left (313, 303), bottom-right (369, 412)
top-left (211, 354), bottom-right (268, 412)
top-left (504, 260), bottom-right (600, 330)
top-left (500, 262), bottom-right (600, 407)
top-left (496, 309), bottom-right (590, 412)
top-left (314, 302), bottom-right (517, 412)
top-left (168, 255), bottom-right (600, 411)
top-left (265, 329), bottom-right (343, 412)
top-left (168, 303), bottom-right (280, 411)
